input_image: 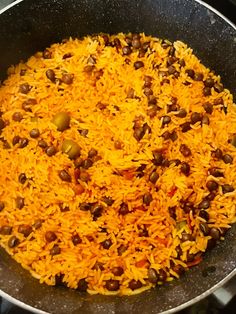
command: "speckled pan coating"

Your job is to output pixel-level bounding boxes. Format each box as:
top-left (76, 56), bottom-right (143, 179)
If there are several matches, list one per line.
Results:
top-left (0, 0), bottom-right (236, 313)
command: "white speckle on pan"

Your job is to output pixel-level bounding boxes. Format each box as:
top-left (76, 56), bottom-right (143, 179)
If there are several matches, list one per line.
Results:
top-left (207, 10), bottom-right (216, 24)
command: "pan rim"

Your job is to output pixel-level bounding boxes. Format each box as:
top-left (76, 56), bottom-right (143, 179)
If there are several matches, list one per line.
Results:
top-left (0, 0), bottom-right (235, 313)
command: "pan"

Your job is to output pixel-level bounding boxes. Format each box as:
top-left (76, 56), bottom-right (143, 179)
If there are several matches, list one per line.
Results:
top-left (0, 0), bottom-right (236, 313)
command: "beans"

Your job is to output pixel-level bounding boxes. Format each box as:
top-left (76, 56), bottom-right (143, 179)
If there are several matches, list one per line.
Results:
top-left (12, 112), bottom-right (23, 122)
top-left (8, 236), bottom-right (19, 248)
top-left (168, 66), bottom-right (176, 75)
top-left (162, 115), bottom-right (171, 126)
top-left (210, 227), bottom-right (220, 240)
top-left (134, 61), bottom-right (144, 70)
top-left (29, 128), bottom-right (40, 138)
top-left (198, 199), bottom-right (210, 209)
top-left (58, 170), bottom-right (71, 182)
top-left (199, 210), bottom-right (209, 221)
top-left (190, 112), bottom-right (202, 124)
top-left (79, 202), bottom-right (92, 211)
top-left (81, 158), bottom-right (93, 169)
top-left (105, 279), bottom-right (120, 291)
top-left (183, 201), bottom-right (194, 214)
top-left (204, 78), bottom-right (215, 88)
top-left (19, 83), bottom-right (31, 94)
top-left (129, 279), bottom-right (142, 290)
top-left (33, 219), bottom-right (43, 229)
top-left (148, 95), bottom-right (157, 106)
top-left (133, 127), bottom-right (145, 141)
top-left (206, 180), bottom-right (218, 192)
top-left (52, 112), bottom-right (70, 131)
top-left (212, 148), bottom-right (223, 160)
top-left (202, 115), bottom-right (210, 125)
top-left (43, 49), bottom-right (52, 59)
top-left (222, 154), bottom-right (233, 164)
top-left (186, 69), bottom-right (195, 78)
top-left (84, 65), bottom-right (95, 73)
top-left (22, 98), bottom-right (37, 112)
top-left (118, 244), bottom-right (127, 256)
top-left (181, 233), bottom-right (193, 242)
top-left (90, 204), bottom-right (103, 220)
top-left (45, 146), bottom-right (57, 157)
top-left (152, 151), bottom-right (164, 166)
top-left (15, 196), bottom-right (24, 209)
top-left (209, 167), bottom-right (224, 177)
top-left (142, 42), bottom-right (150, 51)
top-left (18, 173), bottom-right (27, 184)
top-left (63, 52), bottom-right (73, 59)
top-left (0, 225), bottom-right (12, 235)
top-left (45, 231), bottom-right (57, 242)
top-left (158, 269), bottom-right (167, 282)
top-left (203, 87), bottom-right (211, 96)
top-left (77, 278), bottom-right (88, 292)
top-left (143, 87), bottom-right (153, 97)
top-left (203, 103), bottom-right (213, 114)
top-left (143, 75), bottom-right (152, 88)
top-left (148, 268), bottom-right (159, 284)
top-left (122, 46), bottom-right (132, 55)
top-left (180, 122), bottom-right (191, 133)
top-left (59, 203), bottom-right (69, 212)
top-left (62, 139), bottom-right (81, 159)
top-left (222, 184), bottom-right (234, 194)
top-left (214, 83), bottom-right (224, 93)
top-left (132, 38), bottom-right (141, 49)
top-left (200, 222), bottom-right (210, 236)
top-left (176, 108), bottom-right (187, 118)
top-left (0, 201), bottom-right (5, 212)
top-left (180, 162), bottom-right (190, 176)
top-left (0, 118), bottom-right (5, 132)
top-left (119, 202), bottom-right (129, 215)
top-left (18, 137), bottom-right (29, 148)
top-left (102, 239), bottom-right (112, 249)
top-left (205, 192), bottom-right (216, 201)
top-left (50, 244), bottom-right (61, 256)
top-left (149, 171), bottom-right (159, 184)
top-left (12, 135), bottom-right (20, 145)
top-left (179, 59), bottom-right (186, 67)
top-left (61, 73), bottom-right (74, 85)
top-left (112, 267), bottom-right (124, 276)
top-left (93, 262), bottom-right (104, 271)
top-left (179, 144), bottom-right (191, 157)
top-left (46, 69), bottom-right (56, 82)
top-left (193, 72), bottom-right (204, 81)
top-left (102, 196), bottom-right (114, 206)
top-left (143, 193), bottom-right (153, 206)
top-left (79, 170), bottom-right (90, 182)
top-left (18, 224), bottom-right (32, 237)
top-left (78, 128), bottom-right (88, 137)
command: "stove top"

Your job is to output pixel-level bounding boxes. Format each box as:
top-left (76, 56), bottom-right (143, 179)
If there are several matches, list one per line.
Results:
top-left (0, 0), bottom-right (236, 313)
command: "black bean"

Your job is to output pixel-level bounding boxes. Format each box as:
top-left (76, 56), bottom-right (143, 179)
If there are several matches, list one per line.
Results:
top-left (214, 83), bottom-right (224, 93)
top-left (222, 184), bottom-right (234, 194)
top-left (18, 224), bottom-right (32, 237)
top-left (58, 170), bottom-right (71, 182)
top-left (148, 95), bottom-right (157, 105)
top-left (91, 204), bottom-right (103, 220)
top-left (46, 69), bottom-right (56, 82)
top-left (199, 210), bottom-right (209, 221)
top-left (61, 73), bottom-right (74, 85)
top-left (37, 140), bottom-right (47, 150)
top-left (204, 78), bottom-right (215, 88)
top-left (93, 262), bottom-right (104, 271)
top-left (77, 278), bottom-right (88, 292)
top-left (194, 72), bottom-right (204, 81)
top-left (198, 199), bottom-right (210, 209)
top-left (176, 108), bottom-right (187, 118)
top-left (180, 122), bottom-right (191, 133)
top-left (168, 206), bottom-right (177, 220)
top-left (105, 279), bottom-right (120, 291)
top-left (170, 131), bottom-right (178, 142)
top-left (142, 42), bottom-right (150, 51)
top-left (202, 115), bottom-right (210, 125)
top-left (132, 38), bottom-right (141, 49)
top-left (18, 138), bottom-right (29, 148)
top-left (222, 154), bottom-right (233, 164)
top-left (81, 158), bottom-right (93, 169)
top-left (50, 244), bottom-right (61, 256)
top-left (203, 87), bottom-right (211, 96)
top-left (209, 167), bottom-right (224, 177)
top-left (119, 202), bottom-right (129, 215)
top-left (190, 112), bottom-right (202, 124)
top-left (206, 180), bottom-right (218, 192)
top-left (102, 35), bottom-right (109, 46)
top-left (143, 87), bottom-right (153, 97)
top-left (143, 193), bottom-right (153, 205)
top-left (79, 202), bottom-right (92, 212)
top-left (169, 46), bottom-right (175, 56)
top-left (134, 61), bottom-right (144, 70)
top-left (147, 105), bottom-right (158, 118)
top-left (203, 103), bottom-right (213, 114)
top-left (181, 233), bottom-right (193, 242)
top-left (122, 46), bottom-right (132, 56)
top-left (79, 170), bottom-right (90, 182)
top-left (200, 222), bottom-right (210, 236)
top-left (183, 202), bottom-right (195, 214)
top-left (102, 196), bottom-right (114, 206)
top-left (102, 239), bottom-right (112, 249)
top-left (133, 127), bottom-right (145, 141)
top-left (12, 112), bottom-right (23, 122)
top-left (45, 146), bottom-right (57, 157)
top-left (59, 203), bottom-right (69, 212)
top-left (148, 268), bottom-right (159, 284)
top-left (212, 148), bottom-right (223, 160)
top-left (15, 196), bottom-right (24, 209)
top-left (18, 173), bottom-right (27, 184)
top-left (12, 135), bottom-right (20, 145)
top-left (129, 279), bottom-right (142, 290)
top-left (88, 148), bottom-right (98, 159)
top-left (8, 236), bottom-right (19, 248)
top-left (45, 231), bottom-right (57, 242)
top-left (43, 49), bottom-right (52, 59)
top-left (161, 131), bottom-right (171, 140)
top-left (214, 97), bottom-right (224, 106)
top-left (0, 225), bottom-right (12, 235)
top-left (179, 144), bottom-right (191, 157)
top-left (72, 234), bottom-right (82, 245)
top-left (0, 118), bottom-right (5, 133)
top-left (19, 83), bottom-right (31, 94)
top-left (78, 129), bottom-right (88, 137)
top-left (33, 219), bottom-right (43, 229)
top-left (162, 116), bottom-right (171, 126)
top-left (210, 228), bottom-right (220, 240)
top-left (186, 69), bottom-right (195, 78)
top-left (63, 53), bottom-right (73, 59)
top-left (29, 128), bottom-right (40, 138)
top-left (0, 201), bottom-right (5, 212)
top-left (143, 76), bottom-right (152, 88)
top-left (117, 244), bottom-right (127, 256)
top-left (205, 192), bottom-right (216, 201)
top-left (149, 171), bottom-right (159, 184)
top-left (112, 267), bottom-right (124, 276)
top-left (168, 65), bottom-right (176, 75)
top-left (152, 151), bottom-right (164, 166)
top-left (180, 162), bottom-right (190, 176)
top-left (178, 59), bottom-right (185, 67)
top-left (169, 159), bottom-right (181, 166)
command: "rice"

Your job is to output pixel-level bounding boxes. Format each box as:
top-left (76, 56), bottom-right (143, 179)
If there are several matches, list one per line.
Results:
top-left (0, 33), bottom-right (236, 295)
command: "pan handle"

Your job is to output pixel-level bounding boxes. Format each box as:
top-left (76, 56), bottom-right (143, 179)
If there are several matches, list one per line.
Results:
top-left (212, 276), bottom-right (236, 308)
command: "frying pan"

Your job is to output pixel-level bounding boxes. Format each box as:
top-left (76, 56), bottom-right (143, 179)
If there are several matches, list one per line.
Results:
top-left (0, 0), bottom-right (236, 313)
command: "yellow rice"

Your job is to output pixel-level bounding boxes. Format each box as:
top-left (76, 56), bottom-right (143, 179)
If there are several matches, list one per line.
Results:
top-left (0, 33), bottom-right (236, 295)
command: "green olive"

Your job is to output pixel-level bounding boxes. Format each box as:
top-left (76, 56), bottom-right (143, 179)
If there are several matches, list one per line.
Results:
top-left (62, 139), bottom-right (81, 159)
top-left (52, 112), bottom-right (70, 131)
